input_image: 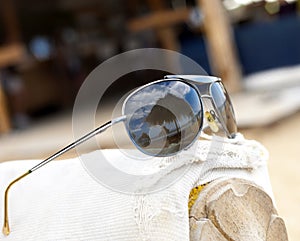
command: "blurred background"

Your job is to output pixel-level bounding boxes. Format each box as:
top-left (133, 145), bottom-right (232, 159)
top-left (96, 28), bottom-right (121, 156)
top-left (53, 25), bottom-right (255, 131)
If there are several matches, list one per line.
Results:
top-left (0, 0), bottom-right (299, 239)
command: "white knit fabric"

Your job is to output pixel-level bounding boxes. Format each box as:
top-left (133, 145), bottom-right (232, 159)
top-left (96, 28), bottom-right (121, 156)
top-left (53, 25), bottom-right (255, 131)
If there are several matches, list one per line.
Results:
top-left (0, 134), bottom-right (274, 241)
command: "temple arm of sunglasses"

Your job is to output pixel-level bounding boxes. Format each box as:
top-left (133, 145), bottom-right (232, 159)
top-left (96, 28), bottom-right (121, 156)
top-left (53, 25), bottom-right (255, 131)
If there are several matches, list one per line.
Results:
top-left (2, 115), bottom-right (126, 236)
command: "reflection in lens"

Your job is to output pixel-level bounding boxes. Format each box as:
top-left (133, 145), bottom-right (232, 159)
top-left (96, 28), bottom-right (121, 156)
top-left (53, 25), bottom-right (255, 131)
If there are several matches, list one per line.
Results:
top-left (124, 81), bottom-right (203, 156)
top-left (210, 82), bottom-right (237, 137)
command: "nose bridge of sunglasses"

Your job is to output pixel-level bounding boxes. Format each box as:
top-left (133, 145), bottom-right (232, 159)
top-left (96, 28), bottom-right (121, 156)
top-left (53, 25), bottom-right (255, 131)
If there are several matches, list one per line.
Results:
top-left (165, 75), bottom-right (220, 84)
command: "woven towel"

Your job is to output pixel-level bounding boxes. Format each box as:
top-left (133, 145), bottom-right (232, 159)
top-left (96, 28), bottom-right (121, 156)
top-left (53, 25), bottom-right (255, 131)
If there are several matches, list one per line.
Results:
top-left (0, 134), bottom-right (273, 241)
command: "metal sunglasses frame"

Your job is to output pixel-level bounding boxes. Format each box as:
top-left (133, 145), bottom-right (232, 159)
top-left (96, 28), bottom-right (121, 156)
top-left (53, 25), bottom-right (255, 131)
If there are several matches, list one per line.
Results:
top-left (164, 75), bottom-right (237, 138)
top-left (122, 75), bottom-right (236, 156)
top-left (2, 75), bottom-right (237, 236)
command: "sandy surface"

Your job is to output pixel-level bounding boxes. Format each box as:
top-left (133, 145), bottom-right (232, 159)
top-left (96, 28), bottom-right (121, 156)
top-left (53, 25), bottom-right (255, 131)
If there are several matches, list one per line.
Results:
top-left (242, 112), bottom-right (300, 241)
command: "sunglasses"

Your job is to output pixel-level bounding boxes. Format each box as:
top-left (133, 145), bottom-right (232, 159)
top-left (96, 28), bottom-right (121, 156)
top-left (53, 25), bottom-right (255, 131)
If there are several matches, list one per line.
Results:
top-left (2, 75), bottom-right (237, 236)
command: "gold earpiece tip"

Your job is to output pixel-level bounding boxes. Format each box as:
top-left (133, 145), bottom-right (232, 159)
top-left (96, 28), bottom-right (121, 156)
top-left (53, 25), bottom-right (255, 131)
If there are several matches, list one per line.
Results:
top-left (3, 223), bottom-right (10, 236)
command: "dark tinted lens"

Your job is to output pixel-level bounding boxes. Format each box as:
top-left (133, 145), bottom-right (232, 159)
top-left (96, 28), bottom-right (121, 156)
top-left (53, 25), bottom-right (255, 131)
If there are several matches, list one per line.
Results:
top-left (210, 82), bottom-right (237, 137)
top-left (124, 81), bottom-right (203, 156)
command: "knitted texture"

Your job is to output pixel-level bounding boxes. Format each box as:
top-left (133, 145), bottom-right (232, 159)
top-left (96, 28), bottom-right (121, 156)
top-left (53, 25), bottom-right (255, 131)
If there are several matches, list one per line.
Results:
top-left (0, 134), bottom-right (273, 241)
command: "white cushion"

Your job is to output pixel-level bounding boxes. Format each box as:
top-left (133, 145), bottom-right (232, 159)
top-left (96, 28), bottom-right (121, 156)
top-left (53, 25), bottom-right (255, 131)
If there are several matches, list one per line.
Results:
top-left (0, 135), bottom-right (273, 241)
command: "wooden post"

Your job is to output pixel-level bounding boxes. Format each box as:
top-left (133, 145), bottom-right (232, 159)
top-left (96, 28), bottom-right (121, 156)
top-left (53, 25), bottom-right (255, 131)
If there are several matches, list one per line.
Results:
top-left (146, 0), bottom-right (180, 51)
top-left (0, 84), bottom-right (11, 133)
top-left (1, 0), bottom-right (21, 43)
top-left (0, 0), bottom-right (23, 133)
top-left (128, 8), bottom-right (190, 33)
top-left (0, 44), bottom-right (25, 133)
top-left (197, 0), bottom-right (242, 92)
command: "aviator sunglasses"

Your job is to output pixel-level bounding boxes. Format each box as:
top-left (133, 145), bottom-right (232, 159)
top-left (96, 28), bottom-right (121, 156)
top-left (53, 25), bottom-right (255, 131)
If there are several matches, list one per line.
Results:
top-left (2, 75), bottom-right (237, 235)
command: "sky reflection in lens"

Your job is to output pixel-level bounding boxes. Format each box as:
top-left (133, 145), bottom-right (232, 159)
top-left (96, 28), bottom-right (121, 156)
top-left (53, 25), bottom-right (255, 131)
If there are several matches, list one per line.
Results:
top-left (125, 81), bottom-right (203, 156)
